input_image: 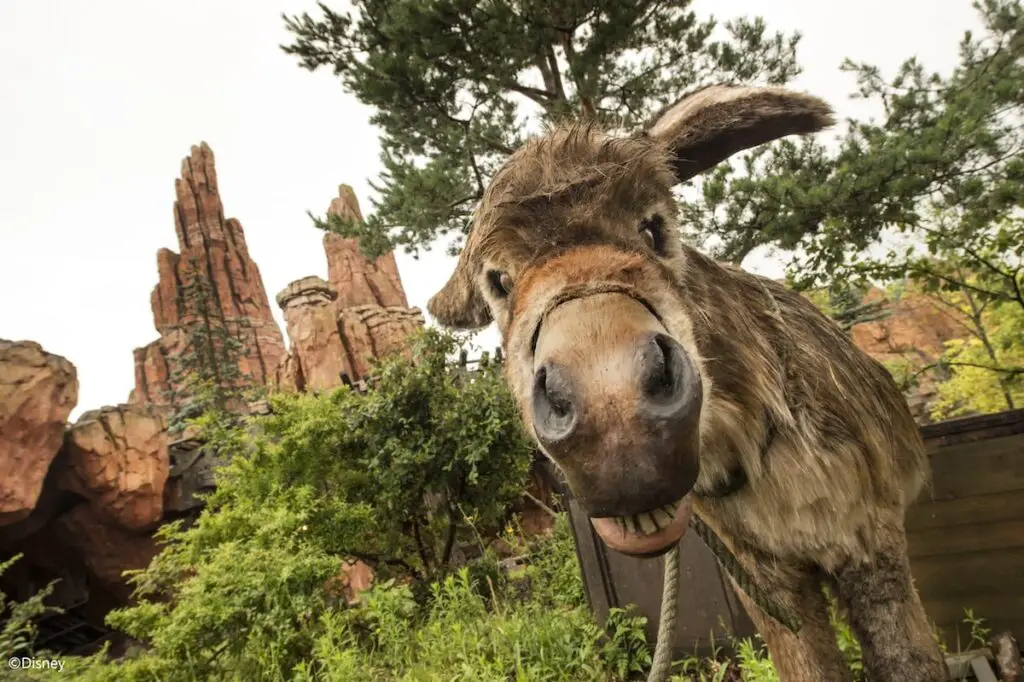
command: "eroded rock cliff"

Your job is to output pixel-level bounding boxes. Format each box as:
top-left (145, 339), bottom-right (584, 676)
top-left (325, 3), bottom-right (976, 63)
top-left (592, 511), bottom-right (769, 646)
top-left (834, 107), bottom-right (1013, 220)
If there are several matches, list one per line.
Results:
top-left (275, 185), bottom-right (424, 390)
top-left (60, 404), bottom-right (170, 531)
top-left (0, 340), bottom-right (78, 526)
top-left (131, 142), bottom-right (285, 405)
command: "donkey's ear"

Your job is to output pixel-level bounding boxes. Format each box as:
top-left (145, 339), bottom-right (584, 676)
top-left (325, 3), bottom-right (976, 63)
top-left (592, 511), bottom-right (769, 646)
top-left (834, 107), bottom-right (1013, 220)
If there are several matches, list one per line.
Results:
top-left (428, 248), bottom-right (493, 330)
top-left (645, 85), bottom-right (834, 184)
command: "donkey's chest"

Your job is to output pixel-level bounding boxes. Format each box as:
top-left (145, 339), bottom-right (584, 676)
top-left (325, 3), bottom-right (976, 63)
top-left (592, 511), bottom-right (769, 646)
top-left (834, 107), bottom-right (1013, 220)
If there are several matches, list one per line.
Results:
top-left (694, 438), bottom-right (895, 571)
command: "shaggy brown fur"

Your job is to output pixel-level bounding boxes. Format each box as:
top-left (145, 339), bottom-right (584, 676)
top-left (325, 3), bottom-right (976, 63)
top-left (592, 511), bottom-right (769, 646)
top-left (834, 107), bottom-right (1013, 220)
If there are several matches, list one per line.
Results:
top-left (428, 84), bottom-right (949, 682)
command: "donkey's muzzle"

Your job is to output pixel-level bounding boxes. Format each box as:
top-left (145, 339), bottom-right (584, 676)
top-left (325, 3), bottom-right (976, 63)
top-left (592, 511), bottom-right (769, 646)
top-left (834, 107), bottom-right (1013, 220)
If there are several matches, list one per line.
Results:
top-left (532, 333), bottom-right (699, 450)
top-left (528, 290), bottom-right (703, 522)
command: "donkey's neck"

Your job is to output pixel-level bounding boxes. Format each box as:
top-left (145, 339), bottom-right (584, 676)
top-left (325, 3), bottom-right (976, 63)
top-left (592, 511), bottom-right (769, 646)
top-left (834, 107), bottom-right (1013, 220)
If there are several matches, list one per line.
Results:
top-left (676, 247), bottom-right (792, 491)
top-left (677, 248), bottom-right (788, 403)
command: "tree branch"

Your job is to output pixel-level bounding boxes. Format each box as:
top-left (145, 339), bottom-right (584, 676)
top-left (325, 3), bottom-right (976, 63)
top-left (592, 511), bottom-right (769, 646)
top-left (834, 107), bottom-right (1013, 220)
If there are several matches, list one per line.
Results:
top-left (411, 522), bottom-right (432, 574)
top-left (340, 550), bottom-right (423, 581)
top-left (440, 517), bottom-right (458, 567)
top-left (506, 82), bottom-right (556, 107)
top-left (522, 490), bottom-right (558, 518)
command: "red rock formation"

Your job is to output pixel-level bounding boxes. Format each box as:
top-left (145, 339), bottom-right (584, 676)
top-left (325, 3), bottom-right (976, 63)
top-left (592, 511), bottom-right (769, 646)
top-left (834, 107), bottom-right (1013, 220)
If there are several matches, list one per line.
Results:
top-left (275, 277), bottom-right (352, 392)
top-left (275, 186), bottom-right (424, 389)
top-left (850, 288), bottom-right (966, 359)
top-left (849, 288), bottom-right (967, 423)
top-left (60, 404), bottom-right (170, 531)
top-left (339, 305), bottom-right (426, 379)
top-left (0, 340), bottom-right (78, 526)
top-left (54, 505), bottom-right (159, 602)
top-left (132, 142), bottom-right (286, 404)
top-left (324, 559), bottom-right (375, 607)
top-left (324, 185), bottom-right (409, 309)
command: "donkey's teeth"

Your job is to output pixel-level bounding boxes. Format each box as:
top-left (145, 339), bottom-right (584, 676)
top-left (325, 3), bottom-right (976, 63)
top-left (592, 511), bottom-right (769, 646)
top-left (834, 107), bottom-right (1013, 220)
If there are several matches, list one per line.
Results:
top-left (590, 494), bottom-right (694, 555)
top-left (651, 508), bottom-right (673, 527)
top-left (605, 497), bottom-right (689, 537)
top-left (637, 513), bottom-right (658, 535)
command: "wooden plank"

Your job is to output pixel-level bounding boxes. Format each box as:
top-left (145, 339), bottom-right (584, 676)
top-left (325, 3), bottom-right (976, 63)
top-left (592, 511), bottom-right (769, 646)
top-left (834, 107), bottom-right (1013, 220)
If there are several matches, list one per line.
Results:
top-left (920, 594), bottom-right (1024, 630)
top-left (907, 518), bottom-right (1024, 558)
top-left (907, 490), bottom-right (1024, 531)
top-left (921, 408), bottom-right (1024, 445)
top-left (922, 435), bottom-right (1024, 500)
top-left (926, 432), bottom-right (1024, 466)
top-left (566, 496), bottom-right (613, 622)
top-left (596, 527), bottom-right (756, 652)
top-left (910, 547), bottom-right (1024, 599)
top-left (565, 494), bottom-right (755, 655)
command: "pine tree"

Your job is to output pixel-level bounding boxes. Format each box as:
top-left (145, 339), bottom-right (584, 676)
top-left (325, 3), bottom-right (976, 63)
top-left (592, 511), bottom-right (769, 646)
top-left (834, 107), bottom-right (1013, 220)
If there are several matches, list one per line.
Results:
top-left (684, 0), bottom-right (1024, 284)
top-left (683, 1), bottom-right (1023, 412)
top-left (164, 257), bottom-right (256, 435)
top-left (282, 0), bottom-right (805, 258)
top-left (827, 283), bottom-right (891, 332)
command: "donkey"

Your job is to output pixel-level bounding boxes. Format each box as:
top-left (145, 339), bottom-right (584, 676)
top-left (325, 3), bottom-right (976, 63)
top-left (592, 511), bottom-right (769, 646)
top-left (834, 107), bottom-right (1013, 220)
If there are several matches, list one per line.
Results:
top-left (428, 85), bottom-right (949, 681)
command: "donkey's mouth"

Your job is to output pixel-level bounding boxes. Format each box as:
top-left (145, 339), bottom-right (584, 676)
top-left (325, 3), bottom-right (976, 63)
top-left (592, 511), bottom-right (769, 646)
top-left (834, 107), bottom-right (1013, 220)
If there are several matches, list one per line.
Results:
top-left (590, 493), bottom-right (693, 557)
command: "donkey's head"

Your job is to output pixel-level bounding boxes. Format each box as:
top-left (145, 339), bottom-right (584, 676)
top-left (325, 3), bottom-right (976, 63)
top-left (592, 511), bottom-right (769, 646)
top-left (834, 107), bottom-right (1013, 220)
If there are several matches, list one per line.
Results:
top-left (429, 86), bottom-right (833, 557)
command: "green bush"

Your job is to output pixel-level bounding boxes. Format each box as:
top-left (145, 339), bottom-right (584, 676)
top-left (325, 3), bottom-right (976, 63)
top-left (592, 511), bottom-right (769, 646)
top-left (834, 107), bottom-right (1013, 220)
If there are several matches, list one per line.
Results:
top-left (1, 555), bottom-right (59, 661)
top-left (44, 329), bottom-right (609, 680)
top-left (55, 514), bottom-right (651, 682)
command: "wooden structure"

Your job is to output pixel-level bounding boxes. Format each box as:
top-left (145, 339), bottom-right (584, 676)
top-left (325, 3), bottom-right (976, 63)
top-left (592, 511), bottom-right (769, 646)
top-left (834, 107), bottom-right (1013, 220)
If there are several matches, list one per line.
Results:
top-left (906, 408), bottom-right (1024, 648)
top-left (560, 408), bottom-right (1024, 657)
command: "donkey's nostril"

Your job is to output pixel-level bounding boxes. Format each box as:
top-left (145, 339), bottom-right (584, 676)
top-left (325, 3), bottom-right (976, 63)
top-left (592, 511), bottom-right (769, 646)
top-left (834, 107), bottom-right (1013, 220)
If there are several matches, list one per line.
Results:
top-left (532, 363), bottom-right (578, 446)
top-left (637, 333), bottom-right (702, 426)
top-left (639, 333), bottom-right (677, 399)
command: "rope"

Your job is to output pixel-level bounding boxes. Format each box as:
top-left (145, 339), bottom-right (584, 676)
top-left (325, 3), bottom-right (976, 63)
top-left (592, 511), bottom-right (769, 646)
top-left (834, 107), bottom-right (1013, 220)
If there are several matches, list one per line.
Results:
top-left (644, 516), bottom-right (802, 682)
top-left (647, 542), bottom-right (680, 682)
top-left (689, 515), bottom-right (802, 634)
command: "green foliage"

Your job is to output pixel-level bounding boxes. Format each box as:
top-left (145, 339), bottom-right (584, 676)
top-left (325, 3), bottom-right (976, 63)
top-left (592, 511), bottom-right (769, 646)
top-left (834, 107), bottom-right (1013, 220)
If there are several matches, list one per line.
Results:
top-left (828, 598), bottom-right (865, 680)
top-left (800, 282), bottom-right (891, 333)
top-left (858, 270), bottom-right (1024, 419)
top-left (50, 328), bottom-right (543, 679)
top-left (858, 215), bottom-right (1024, 414)
top-left (930, 295), bottom-right (1024, 418)
top-left (298, 569), bottom-right (613, 681)
top-left (60, 515), bottom-right (653, 681)
top-left (211, 327), bottom-right (534, 580)
top-left (734, 638), bottom-right (781, 682)
top-left (767, 3), bottom-right (1024, 417)
top-left (5, 518), bottom-right (1002, 681)
top-left (687, 0), bottom-right (1024, 277)
top-left (0, 555), bottom-right (60, 661)
top-left (282, 0), bottom-right (804, 258)
top-left (961, 608), bottom-right (992, 652)
top-left (511, 515), bottom-right (587, 610)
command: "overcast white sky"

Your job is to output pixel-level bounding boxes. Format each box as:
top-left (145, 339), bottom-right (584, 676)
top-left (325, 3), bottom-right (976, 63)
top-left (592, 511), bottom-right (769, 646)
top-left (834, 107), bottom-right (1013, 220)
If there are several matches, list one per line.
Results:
top-left (0, 1), bottom-right (982, 419)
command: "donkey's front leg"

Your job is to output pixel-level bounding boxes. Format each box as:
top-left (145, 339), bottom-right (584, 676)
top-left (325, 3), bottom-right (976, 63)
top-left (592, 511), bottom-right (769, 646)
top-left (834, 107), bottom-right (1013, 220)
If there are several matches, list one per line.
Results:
top-left (834, 523), bottom-right (949, 682)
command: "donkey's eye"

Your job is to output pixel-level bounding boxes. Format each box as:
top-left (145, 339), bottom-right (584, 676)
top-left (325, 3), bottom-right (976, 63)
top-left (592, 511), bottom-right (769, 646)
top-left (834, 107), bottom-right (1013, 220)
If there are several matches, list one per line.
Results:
top-left (487, 270), bottom-right (513, 298)
top-left (639, 214), bottom-right (666, 254)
